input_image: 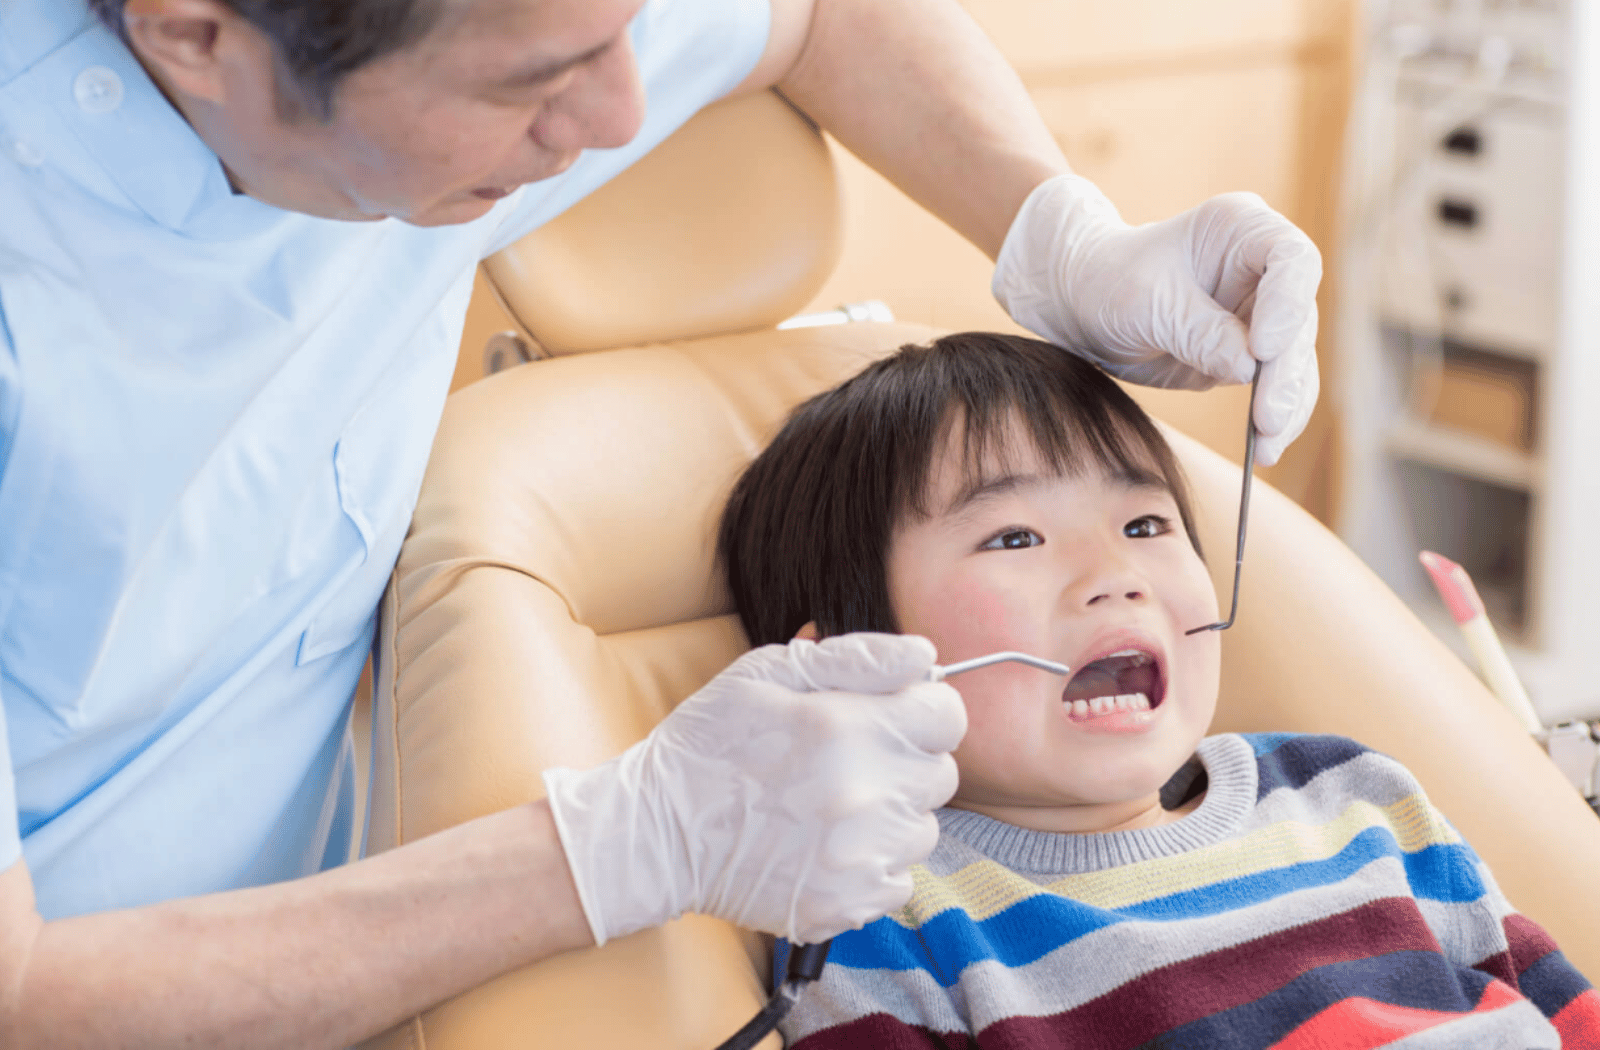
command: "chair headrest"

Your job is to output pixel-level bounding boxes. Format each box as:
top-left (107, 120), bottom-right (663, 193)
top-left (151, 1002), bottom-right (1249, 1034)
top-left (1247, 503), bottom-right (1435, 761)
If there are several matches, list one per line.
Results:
top-left (482, 91), bottom-right (843, 357)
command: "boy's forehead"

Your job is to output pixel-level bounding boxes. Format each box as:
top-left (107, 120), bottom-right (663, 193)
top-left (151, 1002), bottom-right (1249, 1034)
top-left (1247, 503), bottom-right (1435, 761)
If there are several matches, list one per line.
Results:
top-left (921, 415), bottom-right (1170, 518)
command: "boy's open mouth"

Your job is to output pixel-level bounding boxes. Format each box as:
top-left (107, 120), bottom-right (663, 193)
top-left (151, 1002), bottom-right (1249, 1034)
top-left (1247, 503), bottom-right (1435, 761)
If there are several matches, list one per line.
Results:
top-left (1061, 649), bottom-right (1165, 720)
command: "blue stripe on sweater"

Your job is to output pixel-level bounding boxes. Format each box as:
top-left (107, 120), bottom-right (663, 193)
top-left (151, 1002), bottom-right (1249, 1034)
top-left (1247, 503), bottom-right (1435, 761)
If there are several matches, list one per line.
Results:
top-left (1243, 732), bottom-right (1302, 757)
top-left (826, 832), bottom-right (1485, 985)
top-left (1137, 950), bottom-right (1498, 1050)
top-left (1518, 949), bottom-right (1592, 1018)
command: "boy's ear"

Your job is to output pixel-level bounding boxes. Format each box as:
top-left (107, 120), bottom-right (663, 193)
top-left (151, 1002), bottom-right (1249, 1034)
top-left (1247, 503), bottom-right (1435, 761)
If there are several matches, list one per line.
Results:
top-left (793, 622), bottom-right (819, 641)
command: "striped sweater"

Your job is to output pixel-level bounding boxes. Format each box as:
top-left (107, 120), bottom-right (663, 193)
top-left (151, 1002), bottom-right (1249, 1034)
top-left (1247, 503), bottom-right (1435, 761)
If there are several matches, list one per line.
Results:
top-left (778, 733), bottom-right (1600, 1049)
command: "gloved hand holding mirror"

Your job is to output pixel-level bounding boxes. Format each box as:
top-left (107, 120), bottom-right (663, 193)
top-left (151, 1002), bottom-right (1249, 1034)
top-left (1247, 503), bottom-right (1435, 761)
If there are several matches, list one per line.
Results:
top-left (543, 633), bottom-right (966, 946)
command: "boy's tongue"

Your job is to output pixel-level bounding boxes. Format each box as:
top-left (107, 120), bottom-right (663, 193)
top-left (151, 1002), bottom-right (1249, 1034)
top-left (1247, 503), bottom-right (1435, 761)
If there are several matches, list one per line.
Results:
top-left (1063, 657), bottom-right (1156, 703)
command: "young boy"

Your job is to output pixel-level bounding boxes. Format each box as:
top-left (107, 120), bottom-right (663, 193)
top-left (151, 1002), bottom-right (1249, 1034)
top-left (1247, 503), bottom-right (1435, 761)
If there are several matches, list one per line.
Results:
top-left (717, 332), bottom-right (1599, 1048)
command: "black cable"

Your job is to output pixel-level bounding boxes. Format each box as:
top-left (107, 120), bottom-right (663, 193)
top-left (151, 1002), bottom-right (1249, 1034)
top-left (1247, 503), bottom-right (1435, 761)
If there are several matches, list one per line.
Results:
top-left (712, 941), bottom-right (831, 1050)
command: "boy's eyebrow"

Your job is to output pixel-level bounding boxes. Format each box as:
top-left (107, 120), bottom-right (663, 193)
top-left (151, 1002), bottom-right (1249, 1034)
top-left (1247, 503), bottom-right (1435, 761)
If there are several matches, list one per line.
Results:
top-left (1109, 464), bottom-right (1173, 494)
top-left (944, 471), bottom-right (1045, 516)
top-left (942, 464), bottom-right (1172, 517)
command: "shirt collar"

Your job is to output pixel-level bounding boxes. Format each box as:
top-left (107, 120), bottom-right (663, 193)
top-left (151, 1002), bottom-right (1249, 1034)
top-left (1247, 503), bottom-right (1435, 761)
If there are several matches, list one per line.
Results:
top-left (4, 0), bottom-right (283, 239)
top-left (0, 0), bottom-right (95, 86)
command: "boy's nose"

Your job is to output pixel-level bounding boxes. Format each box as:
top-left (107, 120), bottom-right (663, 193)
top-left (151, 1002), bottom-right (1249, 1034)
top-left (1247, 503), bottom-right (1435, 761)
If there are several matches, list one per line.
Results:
top-left (1087, 587), bottom-right (1147, 605)
top-left (1068, 550), bottom-right (1152, 607)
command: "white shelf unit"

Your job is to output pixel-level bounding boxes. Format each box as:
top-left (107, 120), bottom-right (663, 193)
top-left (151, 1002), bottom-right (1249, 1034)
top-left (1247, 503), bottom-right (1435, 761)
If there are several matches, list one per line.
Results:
top-left (1337, 0), bottom-right (1600, 727)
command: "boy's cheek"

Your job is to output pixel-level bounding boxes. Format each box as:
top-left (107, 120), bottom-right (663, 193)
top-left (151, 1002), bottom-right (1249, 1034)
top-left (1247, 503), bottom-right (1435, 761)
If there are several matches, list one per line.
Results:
top-left (915, 580), bottom-right (1038, 659)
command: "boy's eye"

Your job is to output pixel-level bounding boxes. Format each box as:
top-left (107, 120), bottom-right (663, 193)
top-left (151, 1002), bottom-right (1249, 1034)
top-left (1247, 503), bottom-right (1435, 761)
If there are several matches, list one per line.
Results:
top-left (982, 528), bottom-right (1044, 550)
top-left (1124, 515), bottom-right (1173, 539)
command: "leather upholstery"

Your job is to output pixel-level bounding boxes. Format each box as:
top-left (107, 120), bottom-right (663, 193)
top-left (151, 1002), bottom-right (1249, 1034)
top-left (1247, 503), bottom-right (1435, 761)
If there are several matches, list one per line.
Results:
top-left (360, 90), bottom-right (1600, 1050)
top-left (482, 92), bottom-right (842, 357)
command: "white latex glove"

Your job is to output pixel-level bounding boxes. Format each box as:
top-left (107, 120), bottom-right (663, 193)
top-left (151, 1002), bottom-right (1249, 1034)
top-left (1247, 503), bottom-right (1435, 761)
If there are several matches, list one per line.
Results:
top-left (543, 633), bottom-right (965, 946)
top-left (992, 174), bottom-right (1323, 466)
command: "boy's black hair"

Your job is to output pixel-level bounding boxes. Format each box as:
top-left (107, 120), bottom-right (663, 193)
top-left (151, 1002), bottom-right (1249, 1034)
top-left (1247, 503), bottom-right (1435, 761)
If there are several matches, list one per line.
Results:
top-left (717, 331), bottom-right (1204, 648)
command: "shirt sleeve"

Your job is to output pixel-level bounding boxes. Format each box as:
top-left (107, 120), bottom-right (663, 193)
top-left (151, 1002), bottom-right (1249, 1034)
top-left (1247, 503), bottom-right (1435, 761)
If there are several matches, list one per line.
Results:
top-left (479, 0), bottom-right (773, 257)
top-left (0, 668), bottom-right (22, 875)
top-left (1464, 858), bottom-right (1600, 1048)
top-left (0, 290), bottom-right (22, 874)
top-left (1418, 802), bottom-right (1600, 1046)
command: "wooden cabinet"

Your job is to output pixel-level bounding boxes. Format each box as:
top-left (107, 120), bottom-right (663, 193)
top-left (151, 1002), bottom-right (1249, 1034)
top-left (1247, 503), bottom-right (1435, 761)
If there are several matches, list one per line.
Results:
top-left (962, 0), bottom-right (1345, 74)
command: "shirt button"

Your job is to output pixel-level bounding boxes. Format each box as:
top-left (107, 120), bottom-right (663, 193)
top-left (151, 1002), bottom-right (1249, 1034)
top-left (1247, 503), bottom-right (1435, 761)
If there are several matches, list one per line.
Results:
top-left (74, 66), bottom-right (124, 114)
top-left (7, 137), bottom-right (43, 168)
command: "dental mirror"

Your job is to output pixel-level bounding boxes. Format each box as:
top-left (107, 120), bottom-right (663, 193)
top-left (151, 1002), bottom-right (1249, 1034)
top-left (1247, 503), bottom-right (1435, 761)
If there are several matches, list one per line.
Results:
top-left (1186, 359), bottom-right (1263, 636)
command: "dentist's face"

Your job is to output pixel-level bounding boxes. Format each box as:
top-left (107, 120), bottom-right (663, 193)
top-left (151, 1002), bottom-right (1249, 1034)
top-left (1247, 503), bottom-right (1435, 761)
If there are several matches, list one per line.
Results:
top-left (134, 0), bottom-right (648, 224)
top-left (886, 419), bottom-right (1221, 834)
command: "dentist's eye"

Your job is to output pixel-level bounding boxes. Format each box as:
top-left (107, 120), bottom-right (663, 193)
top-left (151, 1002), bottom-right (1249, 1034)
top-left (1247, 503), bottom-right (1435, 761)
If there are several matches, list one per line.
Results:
top-left (1124, 515), bottom-right (1173, 539)
top-left (981, 528), bottom-right (1044, 550)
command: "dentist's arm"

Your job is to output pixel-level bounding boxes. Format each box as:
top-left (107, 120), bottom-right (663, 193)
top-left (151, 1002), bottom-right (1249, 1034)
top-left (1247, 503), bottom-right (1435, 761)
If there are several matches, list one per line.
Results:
top-left (745, 0), bottom-right (1323, 465)
top-left (0, 634), bottom-right (960, 1049)
top-left (0, 796), bottom-right (595, 1049)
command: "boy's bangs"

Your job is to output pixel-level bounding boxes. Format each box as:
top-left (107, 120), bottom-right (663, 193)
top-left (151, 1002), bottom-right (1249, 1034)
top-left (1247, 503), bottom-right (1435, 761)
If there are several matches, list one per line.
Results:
top-left (893, 350), bottom-right (1182, 524)
top-left (941, 396), bottom-right (1174, 512)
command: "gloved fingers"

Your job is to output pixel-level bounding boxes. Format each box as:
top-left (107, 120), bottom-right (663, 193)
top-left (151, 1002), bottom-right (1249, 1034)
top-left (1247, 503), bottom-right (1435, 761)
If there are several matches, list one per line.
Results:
top-left (922, 751), bottom-right (962, 811)
top-left (796, 868), bottom-right (918, 943)
top-left (1253, 342), bottom-right (1320, 466)
top-left (1165, 281), bottom-right (1256, 388)
top-left (899, 811), bottom-right (943, 870)
top-left (1244, 227), bottom-right (1322, 367)
top-left (731, 633), bottom-right (939, 694)
top-left (1251, 306), bottom-right (1318, 448)
top-left (880, 682), bottom-right (968, 755)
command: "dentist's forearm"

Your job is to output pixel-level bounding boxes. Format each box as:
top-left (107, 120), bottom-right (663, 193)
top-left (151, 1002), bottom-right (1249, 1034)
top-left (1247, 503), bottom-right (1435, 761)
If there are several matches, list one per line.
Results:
top-left (770, 0), bottom-right (1073, 259)
top-left (0, 800), bottom-right (592, 1049)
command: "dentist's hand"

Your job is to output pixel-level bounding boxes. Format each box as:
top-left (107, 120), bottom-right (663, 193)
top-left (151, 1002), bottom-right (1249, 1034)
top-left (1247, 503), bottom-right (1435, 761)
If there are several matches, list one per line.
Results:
top-left (543, 633), bottom-right (966, 945)
top-left (992, 174), bottom-right (1322, 465)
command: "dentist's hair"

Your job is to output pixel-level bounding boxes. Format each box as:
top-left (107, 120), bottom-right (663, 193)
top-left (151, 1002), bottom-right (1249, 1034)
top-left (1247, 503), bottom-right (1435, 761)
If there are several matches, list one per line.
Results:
top-left (90, 0), bottom-right (442, 121)
top-left (717, 332), bottom-right (1202, 648)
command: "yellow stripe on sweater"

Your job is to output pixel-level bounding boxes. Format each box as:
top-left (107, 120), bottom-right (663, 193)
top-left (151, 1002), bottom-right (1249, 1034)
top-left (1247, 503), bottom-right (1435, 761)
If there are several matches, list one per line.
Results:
top-left (893, 794), bottom-right (1458, 928)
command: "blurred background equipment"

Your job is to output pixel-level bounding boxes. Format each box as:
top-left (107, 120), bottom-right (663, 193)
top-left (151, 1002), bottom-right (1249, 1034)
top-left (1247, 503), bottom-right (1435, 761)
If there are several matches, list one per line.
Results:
top-left (1337, 0), bottom-right (1600, 729)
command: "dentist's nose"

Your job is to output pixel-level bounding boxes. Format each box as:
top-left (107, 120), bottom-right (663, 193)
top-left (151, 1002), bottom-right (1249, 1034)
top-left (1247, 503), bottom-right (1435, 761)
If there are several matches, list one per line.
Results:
top-left (531, 33), bottom-right (646, 152)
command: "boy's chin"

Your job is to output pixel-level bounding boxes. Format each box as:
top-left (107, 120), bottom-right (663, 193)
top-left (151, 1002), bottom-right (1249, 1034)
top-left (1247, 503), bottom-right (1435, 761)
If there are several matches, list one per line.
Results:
top-left (947, 788), bottom-right (1180, 834)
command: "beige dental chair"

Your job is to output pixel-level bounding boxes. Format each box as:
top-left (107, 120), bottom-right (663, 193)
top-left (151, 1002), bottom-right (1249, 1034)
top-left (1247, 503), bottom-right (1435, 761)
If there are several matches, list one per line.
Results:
top-left (360, 90), bottom-right (1600, 1050)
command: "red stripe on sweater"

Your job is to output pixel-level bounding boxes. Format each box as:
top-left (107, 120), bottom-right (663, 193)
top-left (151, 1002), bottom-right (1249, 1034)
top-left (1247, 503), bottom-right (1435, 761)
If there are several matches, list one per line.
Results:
top-left (1267, 979), bottom-right (1524, 1050)
top-left (1551, 988), bottom-right (1600, 1050)
top-left (788, 1012), bottom-right (975, 1050)
top-left (1503, 913), bottom-right (1562, 973)
top-left (970, 899), bottom-right (1440, 1050)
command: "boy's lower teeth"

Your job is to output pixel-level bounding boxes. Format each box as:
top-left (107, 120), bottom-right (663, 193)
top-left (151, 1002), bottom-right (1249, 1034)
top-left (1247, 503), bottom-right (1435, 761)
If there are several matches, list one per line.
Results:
top-left (1068, 693), bottom-right (1151, 719)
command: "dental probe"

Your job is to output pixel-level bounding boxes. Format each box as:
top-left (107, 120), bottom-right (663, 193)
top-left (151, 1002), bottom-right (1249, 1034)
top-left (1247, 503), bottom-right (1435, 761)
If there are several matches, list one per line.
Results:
top-left (1187, 359), bottom-right (1262, 636)
top-left (713, 649), bottom-right (1073, 1050)
top-left (930, 651), bottom-right (1073, 680)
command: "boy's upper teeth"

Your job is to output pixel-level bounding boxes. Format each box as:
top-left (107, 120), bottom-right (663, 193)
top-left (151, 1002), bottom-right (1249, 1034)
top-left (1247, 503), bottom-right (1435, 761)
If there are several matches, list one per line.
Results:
top-left (1104, 649), bottom-right (1151, 664)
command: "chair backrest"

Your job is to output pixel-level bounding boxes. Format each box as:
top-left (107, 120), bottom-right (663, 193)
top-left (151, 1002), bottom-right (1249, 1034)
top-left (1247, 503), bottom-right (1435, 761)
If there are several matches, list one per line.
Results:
top-left (361, 89), bottom-right (1600, 1050)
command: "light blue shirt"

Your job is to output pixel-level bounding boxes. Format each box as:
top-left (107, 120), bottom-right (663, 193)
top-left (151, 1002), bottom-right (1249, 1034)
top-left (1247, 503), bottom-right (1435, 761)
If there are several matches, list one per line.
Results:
top-left (0, 0), bottom-right (770, 919)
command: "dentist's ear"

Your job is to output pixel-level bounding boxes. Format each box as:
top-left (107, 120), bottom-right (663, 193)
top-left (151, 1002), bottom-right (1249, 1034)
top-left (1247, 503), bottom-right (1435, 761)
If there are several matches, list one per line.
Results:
top-left (794, 622), bottom-right (820, 641)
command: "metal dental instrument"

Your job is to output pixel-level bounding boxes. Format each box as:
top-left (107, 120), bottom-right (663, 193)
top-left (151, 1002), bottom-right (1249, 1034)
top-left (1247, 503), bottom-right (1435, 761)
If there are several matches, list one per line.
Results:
top-left (1187, 360), bottom-right (1263, 636)
top-left (930, 651), bottom-right (1073, 681)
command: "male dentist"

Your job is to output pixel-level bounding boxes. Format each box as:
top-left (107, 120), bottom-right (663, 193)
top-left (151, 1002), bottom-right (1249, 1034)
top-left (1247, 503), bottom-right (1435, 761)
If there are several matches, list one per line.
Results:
top-left (0, 0), bottom-right (1321, 1044)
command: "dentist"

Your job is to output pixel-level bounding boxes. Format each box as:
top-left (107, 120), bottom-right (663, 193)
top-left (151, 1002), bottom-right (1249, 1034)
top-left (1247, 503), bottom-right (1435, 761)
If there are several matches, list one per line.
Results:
top-left (0, 0), bottom-right (1321, 1045)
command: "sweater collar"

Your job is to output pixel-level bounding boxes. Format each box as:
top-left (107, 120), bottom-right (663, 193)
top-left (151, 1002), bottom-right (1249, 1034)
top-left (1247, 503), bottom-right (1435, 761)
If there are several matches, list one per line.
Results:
top-left (935, 734), bottom-right (1259, 874)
